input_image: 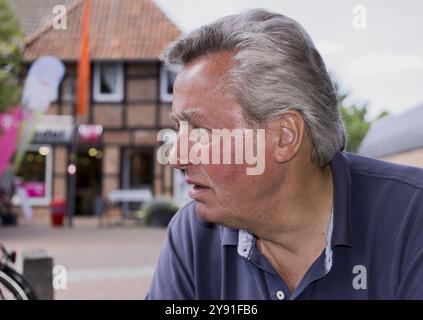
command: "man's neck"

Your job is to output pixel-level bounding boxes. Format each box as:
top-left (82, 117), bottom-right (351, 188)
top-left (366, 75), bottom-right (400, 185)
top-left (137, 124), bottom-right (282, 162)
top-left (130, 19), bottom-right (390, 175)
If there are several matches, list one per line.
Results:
top-left (248, 162), bottom-right (334, 255)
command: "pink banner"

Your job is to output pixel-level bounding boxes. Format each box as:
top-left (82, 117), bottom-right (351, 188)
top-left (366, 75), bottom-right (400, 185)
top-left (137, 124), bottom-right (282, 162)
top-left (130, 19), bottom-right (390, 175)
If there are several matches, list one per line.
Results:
top-left (0, 107), bottom-right (23, 177)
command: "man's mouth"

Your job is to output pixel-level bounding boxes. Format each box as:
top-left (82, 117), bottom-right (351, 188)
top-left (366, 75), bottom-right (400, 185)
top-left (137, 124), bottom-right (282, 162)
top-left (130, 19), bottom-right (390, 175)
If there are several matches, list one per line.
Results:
top-left (185, 178), bottom-right (208, 188)
top-left (193, 184), bottom-right (208, 190)
top-left (185, 178), bottom-right (211, 199)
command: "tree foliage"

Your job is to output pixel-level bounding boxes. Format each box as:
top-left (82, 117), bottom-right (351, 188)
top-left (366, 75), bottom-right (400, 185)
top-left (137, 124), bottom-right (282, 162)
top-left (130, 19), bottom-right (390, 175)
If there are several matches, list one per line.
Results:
top-left (336, 84), bottom-right (389, 153)
top-left (0, 0), bottom-right (23, 113)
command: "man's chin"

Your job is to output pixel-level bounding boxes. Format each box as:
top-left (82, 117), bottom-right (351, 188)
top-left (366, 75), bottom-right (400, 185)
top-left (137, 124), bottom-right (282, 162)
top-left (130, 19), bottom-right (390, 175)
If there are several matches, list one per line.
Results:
top-left (194, 201), bottom-right (221, 224)
top-left (194, 201), bottom-right (237, 228)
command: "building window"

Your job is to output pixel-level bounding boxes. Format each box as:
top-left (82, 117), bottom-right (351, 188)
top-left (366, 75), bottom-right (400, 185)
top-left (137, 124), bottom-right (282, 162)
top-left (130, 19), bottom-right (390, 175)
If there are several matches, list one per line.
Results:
top-left (93, 63), bottom-right (124, 102)
top-left (12, 144), bottom-right (53, 206)
top-left (160, 64), bottom-right (180, 102)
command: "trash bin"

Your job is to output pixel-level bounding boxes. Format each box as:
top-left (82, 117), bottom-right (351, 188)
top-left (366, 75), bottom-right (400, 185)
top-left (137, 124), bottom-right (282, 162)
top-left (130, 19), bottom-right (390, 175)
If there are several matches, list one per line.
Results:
top-left (50, 197), bottom-right (66, 226)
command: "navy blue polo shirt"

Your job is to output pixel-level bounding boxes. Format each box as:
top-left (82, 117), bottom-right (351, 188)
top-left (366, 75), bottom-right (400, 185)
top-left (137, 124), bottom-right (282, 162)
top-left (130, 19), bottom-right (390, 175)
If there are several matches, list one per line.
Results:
top-left (146, 152), bottom-right (423, 299)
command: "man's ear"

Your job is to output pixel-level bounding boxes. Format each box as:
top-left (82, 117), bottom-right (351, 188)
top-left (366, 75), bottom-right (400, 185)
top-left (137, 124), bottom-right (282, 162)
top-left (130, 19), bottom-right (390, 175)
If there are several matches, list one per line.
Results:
top-left (274, 110), bottom-right (305, 163)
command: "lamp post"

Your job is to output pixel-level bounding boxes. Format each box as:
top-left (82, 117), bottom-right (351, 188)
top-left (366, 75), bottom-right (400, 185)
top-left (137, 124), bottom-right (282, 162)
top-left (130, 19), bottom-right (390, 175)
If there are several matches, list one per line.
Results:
top-left (66, 104), bottom-right (78, 227)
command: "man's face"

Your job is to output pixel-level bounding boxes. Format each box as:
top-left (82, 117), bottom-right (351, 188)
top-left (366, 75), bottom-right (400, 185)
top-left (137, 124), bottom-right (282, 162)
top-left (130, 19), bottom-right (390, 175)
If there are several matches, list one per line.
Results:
top-left (170, 51), bottom-right (280, 228)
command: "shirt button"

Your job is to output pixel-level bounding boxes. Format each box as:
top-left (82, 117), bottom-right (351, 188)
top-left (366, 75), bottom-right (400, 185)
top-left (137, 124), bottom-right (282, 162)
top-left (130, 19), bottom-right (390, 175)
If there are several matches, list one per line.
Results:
top-left (276, 290), bottom-right (285, 300)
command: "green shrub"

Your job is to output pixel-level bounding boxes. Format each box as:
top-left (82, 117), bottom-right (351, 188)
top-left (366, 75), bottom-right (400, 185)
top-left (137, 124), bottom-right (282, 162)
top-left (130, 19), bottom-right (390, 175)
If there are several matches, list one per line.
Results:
top-left (142, 198), bottom-right (179, 227)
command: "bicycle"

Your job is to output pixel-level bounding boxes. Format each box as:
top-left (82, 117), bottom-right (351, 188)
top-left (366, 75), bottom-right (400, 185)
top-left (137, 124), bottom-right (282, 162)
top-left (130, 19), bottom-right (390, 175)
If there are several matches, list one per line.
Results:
top-left (0, 244), bottom-right (37, 300)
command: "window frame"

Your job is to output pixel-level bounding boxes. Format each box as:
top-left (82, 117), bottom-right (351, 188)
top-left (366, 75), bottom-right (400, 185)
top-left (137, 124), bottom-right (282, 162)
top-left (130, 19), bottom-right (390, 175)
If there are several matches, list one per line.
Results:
top-left (160, 64), bottom-right (180, 103)
top-left (93, 62), bottom-right (124, 103)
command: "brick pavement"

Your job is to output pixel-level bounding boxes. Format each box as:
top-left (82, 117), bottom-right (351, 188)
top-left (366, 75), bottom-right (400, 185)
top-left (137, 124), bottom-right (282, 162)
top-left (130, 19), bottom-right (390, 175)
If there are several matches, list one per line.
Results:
top-left (0, 217), bottom-right (167, 299)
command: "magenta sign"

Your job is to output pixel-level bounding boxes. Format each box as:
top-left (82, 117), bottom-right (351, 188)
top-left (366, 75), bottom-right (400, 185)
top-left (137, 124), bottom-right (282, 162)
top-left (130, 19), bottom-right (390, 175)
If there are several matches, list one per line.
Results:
top-left (21, 181), bottom-right (45, 198)
top-left (78, 124), bottom-right (103, 143)
top-left (0, 107), bottom-right (23, 177)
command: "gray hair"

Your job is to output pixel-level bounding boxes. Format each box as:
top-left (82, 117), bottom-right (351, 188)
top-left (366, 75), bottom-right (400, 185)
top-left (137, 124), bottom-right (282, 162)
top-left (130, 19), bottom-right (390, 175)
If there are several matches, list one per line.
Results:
top-left (160, 9), bottom-right (346, 167)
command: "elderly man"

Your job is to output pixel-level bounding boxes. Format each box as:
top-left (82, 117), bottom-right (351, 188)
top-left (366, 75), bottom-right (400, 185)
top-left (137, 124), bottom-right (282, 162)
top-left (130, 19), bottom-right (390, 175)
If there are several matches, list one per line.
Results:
top-left (147, 9), bottom-right (423, 299)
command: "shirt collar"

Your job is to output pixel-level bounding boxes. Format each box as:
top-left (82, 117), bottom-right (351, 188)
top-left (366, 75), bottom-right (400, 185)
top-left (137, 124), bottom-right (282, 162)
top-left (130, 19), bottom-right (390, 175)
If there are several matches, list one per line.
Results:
top-left (221, 151), bottom-right (353, 248)
top-left (330, 152), bottom-right (353, 247)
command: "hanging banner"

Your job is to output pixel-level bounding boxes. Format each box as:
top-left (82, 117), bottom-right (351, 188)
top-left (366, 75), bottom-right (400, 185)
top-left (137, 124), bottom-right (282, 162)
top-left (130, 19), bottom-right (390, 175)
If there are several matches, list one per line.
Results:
top-left (22, 56), bottom-right (65, 113)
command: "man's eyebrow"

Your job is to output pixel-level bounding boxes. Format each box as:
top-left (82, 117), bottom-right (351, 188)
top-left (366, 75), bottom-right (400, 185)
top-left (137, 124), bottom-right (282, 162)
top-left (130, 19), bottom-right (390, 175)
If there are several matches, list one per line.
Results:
top-left (169, 110), bottom-right (203, 122)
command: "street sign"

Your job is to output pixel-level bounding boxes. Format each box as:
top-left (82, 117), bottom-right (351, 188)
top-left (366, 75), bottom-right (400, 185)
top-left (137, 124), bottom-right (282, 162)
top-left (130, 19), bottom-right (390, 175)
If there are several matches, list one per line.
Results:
top-left (32, 115), bottom-right (74, 144)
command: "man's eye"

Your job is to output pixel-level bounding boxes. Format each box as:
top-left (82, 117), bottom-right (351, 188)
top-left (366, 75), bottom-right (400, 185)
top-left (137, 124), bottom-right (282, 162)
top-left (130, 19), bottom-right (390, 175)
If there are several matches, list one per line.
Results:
top-left (192, 125), bottom-right (210, 132)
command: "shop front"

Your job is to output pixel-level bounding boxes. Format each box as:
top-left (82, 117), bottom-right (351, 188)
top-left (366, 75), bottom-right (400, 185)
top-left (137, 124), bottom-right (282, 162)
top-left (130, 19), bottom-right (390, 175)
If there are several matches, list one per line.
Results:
top-left (12, 115), bottom-right (73, 219)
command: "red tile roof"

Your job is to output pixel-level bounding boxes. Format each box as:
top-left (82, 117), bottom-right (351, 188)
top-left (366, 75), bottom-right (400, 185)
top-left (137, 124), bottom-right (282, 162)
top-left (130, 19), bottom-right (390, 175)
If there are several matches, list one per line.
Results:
top-left (24, 0), bottom-right (181, 61)
top-left (7, 0), bottom-right (76, 37)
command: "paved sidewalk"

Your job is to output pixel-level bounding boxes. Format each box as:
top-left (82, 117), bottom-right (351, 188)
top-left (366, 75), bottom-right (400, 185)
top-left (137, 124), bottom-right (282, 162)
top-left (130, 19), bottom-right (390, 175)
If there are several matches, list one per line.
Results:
top-left (0, 218), bottom-right (167, 299)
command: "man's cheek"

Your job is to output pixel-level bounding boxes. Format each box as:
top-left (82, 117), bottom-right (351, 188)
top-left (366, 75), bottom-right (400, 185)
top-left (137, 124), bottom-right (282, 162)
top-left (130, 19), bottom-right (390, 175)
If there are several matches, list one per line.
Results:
top-left (205, 163), bottom-right (244, 186)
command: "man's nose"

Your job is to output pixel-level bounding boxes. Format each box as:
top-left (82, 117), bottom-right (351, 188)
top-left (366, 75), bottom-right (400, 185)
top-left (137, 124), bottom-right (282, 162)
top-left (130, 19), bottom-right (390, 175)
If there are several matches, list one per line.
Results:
top-left (169, 138), bottom-right (190, 170)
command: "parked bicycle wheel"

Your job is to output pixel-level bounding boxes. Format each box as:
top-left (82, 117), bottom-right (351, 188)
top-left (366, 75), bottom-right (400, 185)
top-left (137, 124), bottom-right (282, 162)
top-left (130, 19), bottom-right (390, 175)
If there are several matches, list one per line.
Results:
top-left (0, 265), bottom-right (37, 300)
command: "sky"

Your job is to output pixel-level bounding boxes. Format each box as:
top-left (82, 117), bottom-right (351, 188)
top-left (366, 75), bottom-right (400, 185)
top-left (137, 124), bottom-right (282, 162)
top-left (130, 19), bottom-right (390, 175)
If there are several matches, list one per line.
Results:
top-left (154, 0), bottom-right (423, 119)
